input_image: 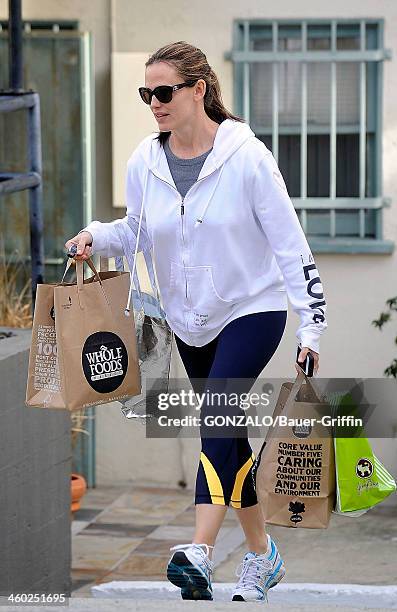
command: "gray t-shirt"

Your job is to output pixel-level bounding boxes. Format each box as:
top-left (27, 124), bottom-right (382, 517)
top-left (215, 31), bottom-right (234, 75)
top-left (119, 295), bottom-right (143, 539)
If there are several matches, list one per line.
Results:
top-left (164, 137), bottom-right (213, 198)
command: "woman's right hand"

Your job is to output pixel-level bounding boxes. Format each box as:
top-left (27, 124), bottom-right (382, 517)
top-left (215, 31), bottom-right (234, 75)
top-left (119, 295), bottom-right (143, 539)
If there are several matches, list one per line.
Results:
top-left (64, 231), bottom-right (93, 261)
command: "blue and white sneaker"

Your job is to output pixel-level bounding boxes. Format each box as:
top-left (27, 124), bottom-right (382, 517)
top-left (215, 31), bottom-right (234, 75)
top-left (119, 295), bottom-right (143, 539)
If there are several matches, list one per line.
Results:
top-left (167, 542), bottom-right (214, 600)
top-left (232, 534), bottom-right (285, 602)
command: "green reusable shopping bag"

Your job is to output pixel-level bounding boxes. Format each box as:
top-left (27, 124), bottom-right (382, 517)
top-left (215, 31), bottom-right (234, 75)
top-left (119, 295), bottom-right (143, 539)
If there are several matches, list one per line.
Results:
top-left (329, 392), bottom-right (396, 515)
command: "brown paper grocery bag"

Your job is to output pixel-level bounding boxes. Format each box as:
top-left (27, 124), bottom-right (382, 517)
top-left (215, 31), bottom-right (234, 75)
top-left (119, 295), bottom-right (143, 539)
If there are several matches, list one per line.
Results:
top-left (25, 283), bottom-right (66, 409)
top-left (255, 369), bottom-right (335, 529)
top-left (26, 259), bottom-right (141, 411)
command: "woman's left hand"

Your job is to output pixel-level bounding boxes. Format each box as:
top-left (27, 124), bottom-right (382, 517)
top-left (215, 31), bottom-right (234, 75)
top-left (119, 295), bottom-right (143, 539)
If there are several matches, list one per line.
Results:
top-left (295, 346), bottom-right (319, 376)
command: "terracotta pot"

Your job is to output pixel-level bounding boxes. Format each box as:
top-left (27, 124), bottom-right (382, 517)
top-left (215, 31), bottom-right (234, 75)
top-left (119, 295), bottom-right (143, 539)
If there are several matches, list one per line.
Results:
top-left (71, 473), bottom-right (87, 513)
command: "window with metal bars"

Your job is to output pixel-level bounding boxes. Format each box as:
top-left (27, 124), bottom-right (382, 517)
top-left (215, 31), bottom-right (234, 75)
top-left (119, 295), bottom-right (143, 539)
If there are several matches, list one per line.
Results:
top-left (228, 19), bottom-right (394, 253)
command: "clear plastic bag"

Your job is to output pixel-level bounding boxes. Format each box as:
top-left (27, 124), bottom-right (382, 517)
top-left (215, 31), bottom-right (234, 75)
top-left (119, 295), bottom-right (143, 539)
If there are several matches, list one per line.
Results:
top-left (110, 220), bottom-right (174, 424)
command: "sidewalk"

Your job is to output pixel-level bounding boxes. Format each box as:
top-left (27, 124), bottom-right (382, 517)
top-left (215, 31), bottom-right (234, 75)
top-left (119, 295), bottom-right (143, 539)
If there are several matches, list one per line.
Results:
top-left (2, 600), bottom-right (395, 612)
top-left (71, 482), bottom-right (397, 602)
top-left (71, 482), bottom-right (244, 594)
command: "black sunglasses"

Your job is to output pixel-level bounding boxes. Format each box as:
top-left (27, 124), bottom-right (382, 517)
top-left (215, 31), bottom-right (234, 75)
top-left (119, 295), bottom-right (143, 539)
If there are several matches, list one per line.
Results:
top-left (138, 80), bottom-right (197, 105)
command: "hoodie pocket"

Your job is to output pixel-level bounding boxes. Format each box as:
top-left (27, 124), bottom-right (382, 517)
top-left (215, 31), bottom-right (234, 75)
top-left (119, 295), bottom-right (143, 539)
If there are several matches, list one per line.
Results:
top-left (166, 262), bottom-right (234, 331)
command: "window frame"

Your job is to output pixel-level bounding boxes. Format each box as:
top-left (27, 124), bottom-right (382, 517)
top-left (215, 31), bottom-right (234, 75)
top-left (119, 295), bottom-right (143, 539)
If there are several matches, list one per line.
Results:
top-left (227, 18), bottom-right (394, 254)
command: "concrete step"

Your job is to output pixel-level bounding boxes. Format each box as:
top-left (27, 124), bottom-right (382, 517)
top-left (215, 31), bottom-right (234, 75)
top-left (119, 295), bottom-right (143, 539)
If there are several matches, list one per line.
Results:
top-left (91, 580), bottom-right (397, 609)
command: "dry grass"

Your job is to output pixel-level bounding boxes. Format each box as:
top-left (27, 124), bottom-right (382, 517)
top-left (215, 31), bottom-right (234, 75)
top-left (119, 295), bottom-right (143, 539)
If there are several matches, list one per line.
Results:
top-left (0, 238), bottom-right (32, 328)
top-left (71, 409), bottom-right (93, 451)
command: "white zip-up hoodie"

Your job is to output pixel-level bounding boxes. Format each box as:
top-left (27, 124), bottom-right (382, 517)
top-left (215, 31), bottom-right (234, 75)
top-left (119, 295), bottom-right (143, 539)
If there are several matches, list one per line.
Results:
top-left (84, 119), bottom-right (327, 352)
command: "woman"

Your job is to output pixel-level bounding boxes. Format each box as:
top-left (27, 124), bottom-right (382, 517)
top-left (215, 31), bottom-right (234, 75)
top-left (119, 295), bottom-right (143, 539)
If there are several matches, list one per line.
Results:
top-left (65, 41), bottom-right (327, 602)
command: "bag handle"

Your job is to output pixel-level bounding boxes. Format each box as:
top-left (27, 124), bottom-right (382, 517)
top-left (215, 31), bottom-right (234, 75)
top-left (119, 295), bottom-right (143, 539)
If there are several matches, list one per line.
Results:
top-left (61, 255), bottom-right (102, 285)
top-left (266, 365), bottom-right (328, 442)
top-left (281, 367), bottom-right (327, 416)
top-left (60, 256), bottom-right (75, 283)
top-left (77, 257), bottom-right (102, 286)
top-left (75, 258), bottom-right (110, 310)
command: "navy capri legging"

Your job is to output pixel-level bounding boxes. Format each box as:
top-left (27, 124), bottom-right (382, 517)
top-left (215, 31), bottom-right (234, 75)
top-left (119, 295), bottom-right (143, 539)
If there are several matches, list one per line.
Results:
top-left (174, 310), bottom-right (287, 508)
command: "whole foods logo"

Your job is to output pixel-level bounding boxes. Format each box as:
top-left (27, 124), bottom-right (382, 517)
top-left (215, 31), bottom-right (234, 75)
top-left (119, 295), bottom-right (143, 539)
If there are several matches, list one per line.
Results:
top-left (289, 501), bottom-right (305, 524)
top-left (292, 423), bottom-right (312, 439)
top-left (356, 458), bottom-right (373, 479)
top-left (82, 331), bottom-right (128, 393)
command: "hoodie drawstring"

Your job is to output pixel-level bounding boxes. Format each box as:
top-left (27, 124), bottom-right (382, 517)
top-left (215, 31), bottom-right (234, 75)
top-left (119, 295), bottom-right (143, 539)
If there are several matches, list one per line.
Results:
top-left (194, 164), bottom-right (226, 228)
top-left (124, 168), bottom-right (150, 316)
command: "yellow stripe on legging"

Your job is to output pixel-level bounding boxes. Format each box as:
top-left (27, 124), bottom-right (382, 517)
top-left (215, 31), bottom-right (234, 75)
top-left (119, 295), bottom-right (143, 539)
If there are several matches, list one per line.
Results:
top-left (200, 451), bottom-right (225, 505)
top-left (230, 453), bottom-right (255, 509)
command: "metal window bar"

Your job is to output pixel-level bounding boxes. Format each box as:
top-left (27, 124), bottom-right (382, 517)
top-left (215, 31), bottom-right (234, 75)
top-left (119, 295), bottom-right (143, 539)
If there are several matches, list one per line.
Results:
top-left (359, 20), bottom-right (367, 237)
top-left (243, 20), bottom-right (250, 122)
top-left (230, 18), bottom-right (391, 243)
top-left (375, 20), bottom-right (385, 242)
top-left (0, 19), bottom-right (79, 31)
top-left (290, 197), bottom-right (388, 209)
top-left (230, 49), bottom-right (387, 62)
top-left (330, 20), bottom-right (337, 238)
top-left (0, 0), bottom-right (44, 308)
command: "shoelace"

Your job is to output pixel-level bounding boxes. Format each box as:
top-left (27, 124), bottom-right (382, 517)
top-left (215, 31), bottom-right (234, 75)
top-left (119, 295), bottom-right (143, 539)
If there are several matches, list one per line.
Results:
top-left (235, 555), bottom-right (274, 590)
top-left (170, 543), bottom-right (214, 575)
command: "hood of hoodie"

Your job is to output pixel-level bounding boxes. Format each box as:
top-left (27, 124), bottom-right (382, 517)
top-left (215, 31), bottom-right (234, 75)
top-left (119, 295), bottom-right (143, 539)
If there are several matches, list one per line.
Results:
top-left (138, 119), bottom-right (256, 228)
top-left (141, 118), bottom-right (256, 178)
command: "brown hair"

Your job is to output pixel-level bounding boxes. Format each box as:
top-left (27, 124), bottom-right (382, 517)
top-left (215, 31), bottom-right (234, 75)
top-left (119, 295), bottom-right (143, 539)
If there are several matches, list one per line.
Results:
top-left (145, 41), bottom-right (245, 145)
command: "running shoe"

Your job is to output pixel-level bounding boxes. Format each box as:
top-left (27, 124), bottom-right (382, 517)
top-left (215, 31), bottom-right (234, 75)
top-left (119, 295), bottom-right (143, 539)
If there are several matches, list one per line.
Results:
top-left (167, 542), bottom-right (214, 600)
top-left (232, 534), bottom-right (285, 602)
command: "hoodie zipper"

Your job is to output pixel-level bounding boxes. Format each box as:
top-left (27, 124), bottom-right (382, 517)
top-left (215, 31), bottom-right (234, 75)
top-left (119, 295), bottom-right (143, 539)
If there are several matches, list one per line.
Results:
top-left (149, 172), bottom-right (191, 334)
top-left (149, 170), bottom-right (191, 296)
top-left (150, 168), bottom-right (217, 335)
top-left (180, 197), bottom-right (188, 300)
